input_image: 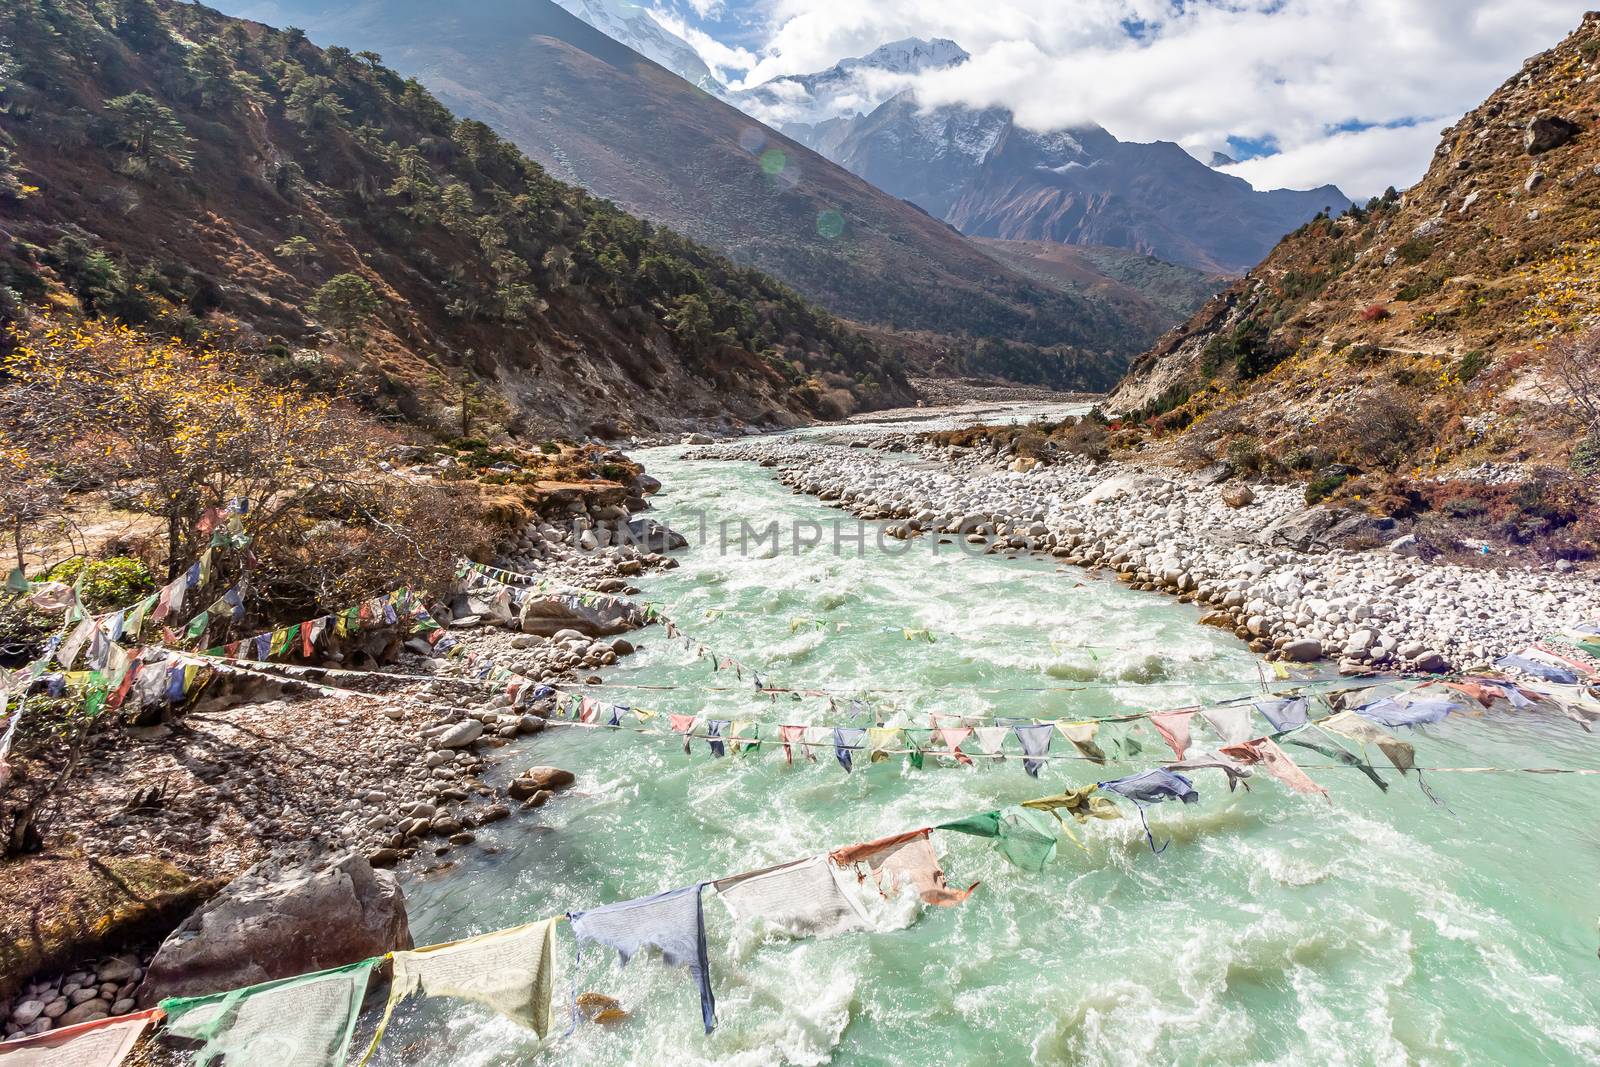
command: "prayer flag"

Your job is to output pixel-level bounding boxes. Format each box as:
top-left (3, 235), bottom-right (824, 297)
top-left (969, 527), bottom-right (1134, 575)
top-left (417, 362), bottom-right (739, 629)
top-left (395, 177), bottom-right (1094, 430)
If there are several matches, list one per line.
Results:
top-left (1012, 723), bottom-right (1053, 777)
top-left (160, 958), bottom-right (377, 1067)
top-left (1053, 720), bottom-right (1106, 765)
top-left (362, 917), bottom-right (559, 1062)
top-left (568, 884), bottom-right (715, 1034)
top-left (830, 829), bottom-right (975, 906)
top-left (0, 1006), bottom-right (161, 1067)
top-left (714, 855), bottom-right (870, 939)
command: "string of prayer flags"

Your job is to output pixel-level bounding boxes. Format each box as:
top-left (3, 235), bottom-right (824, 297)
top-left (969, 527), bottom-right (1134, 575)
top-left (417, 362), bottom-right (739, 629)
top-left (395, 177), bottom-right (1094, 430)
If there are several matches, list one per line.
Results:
top-left (359, 918), bottom-right (560, 1065)
top-left (0, 1006), bottom-right (163, 1067)
top-left (159, 957), bottom-right (377, 1067)
top-left (568, 884), bottom-right (716, 1035)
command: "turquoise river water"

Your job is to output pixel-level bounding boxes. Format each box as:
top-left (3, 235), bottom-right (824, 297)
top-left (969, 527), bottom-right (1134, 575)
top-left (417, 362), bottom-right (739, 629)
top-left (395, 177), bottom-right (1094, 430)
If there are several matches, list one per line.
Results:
top-left (375, 432), bottom-right (1600, 1066)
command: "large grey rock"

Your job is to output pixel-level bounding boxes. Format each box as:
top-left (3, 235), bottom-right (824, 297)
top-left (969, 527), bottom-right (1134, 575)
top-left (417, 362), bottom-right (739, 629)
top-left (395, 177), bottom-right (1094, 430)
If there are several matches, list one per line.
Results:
top-left (519, 594), bottom-right (646, 638)
top-left (1525, 114), bottom-right (1579, 154)
top-left (1281, 638), bottom-right (1323, 663)
top-left (1260, 508), bottom-right (1398, 552)
top-left (621, 519), bottom-right (688, 553)
top-left (435, 720), bottom-right (484, 749)
top-left (136, 852), bottom-right (411, 1005)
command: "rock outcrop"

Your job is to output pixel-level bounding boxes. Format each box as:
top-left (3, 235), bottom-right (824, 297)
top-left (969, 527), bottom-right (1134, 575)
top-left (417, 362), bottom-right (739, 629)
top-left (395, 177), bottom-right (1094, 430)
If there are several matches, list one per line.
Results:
top-left (136, 851), bottom-right (412, 1005)
top-left (519, 594), bottom-right (647, 638)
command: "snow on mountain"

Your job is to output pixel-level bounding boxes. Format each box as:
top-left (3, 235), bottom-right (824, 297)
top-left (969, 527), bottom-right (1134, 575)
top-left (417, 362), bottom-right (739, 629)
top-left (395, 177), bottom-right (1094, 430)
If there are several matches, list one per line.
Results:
top-left (551, 0), bottom-right (723, 93)
top-left (733, 37), bottom-right (970, 134)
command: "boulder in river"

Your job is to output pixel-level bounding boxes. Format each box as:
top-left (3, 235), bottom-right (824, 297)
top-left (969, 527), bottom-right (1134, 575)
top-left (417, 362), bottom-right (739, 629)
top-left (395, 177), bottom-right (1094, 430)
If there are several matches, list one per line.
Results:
top-left (621, 518), bottom-right (688, 553)
top-left (136, 851), bottom-right (412, 1005)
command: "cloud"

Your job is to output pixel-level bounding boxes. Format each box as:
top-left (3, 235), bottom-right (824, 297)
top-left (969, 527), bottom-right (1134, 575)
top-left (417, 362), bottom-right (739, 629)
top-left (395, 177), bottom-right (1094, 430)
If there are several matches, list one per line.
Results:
top-left (648, 5), bottom-right (760, 81)
top-left (1221, 122), bottom-right (1445, 200)
top-left (719, 0), bottom-right (1583, 193)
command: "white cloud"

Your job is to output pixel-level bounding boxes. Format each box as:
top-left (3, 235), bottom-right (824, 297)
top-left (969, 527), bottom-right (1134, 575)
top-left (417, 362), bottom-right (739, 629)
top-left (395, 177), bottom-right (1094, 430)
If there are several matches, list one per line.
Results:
top-left (719, 0), bottom-right (1584, 193)
top-left (648, 6), bottom-right (759, 81)
top-left (1222, 122), bottom-right (1445, 200)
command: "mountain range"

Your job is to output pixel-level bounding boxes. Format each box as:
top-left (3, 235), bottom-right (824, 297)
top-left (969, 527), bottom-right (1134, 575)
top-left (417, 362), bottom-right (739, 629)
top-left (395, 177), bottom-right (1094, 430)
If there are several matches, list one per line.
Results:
top-left (509, 10), bottom-right (1349, 275)
top-left (219, 0), bottom-right (1207, 390)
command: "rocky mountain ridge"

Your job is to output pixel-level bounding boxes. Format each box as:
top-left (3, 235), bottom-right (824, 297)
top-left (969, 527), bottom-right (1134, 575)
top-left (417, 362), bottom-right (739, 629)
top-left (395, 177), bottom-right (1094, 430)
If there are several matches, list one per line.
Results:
top-left (1105, 11), bottom-right (1600, 558)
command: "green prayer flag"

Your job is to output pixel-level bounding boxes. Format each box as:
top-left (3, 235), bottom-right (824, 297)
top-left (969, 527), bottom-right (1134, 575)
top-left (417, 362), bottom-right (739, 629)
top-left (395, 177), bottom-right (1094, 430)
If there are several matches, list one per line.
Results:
top-left (83, 673), bottom-right (109, 718)
top-left (939, 805), bottom-right (1060, 872)
top-left (4, 567), bottom-right (29, 594)
top-left (161, 958), bottom-right (377, 1067)
top-left (904, 728), bottom-right (933, 771)
top-left (186, 611), bottom-right (211, 639)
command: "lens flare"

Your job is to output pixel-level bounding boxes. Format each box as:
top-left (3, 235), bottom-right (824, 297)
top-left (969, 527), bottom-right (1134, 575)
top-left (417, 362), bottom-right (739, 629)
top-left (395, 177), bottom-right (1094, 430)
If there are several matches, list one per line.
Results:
top-left (737, 126), bottom-right (766, 155)
top-left (816, 209), bottom-right (845, 238)
top-left (759, 148), bottom-right (787, 175)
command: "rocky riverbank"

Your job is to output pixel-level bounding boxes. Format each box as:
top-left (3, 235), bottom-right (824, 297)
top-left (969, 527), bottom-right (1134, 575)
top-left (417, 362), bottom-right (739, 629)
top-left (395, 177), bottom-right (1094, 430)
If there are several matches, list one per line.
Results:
top-left (0, 488), bottom-right (687, 1039)
top-left (687, 432), bottom-right (1596, 673)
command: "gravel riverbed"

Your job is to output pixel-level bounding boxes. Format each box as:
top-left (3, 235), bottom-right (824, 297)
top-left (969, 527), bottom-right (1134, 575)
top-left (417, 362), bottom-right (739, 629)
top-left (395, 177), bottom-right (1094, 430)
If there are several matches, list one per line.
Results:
top-left (688, 431), bottom-right (1597, 674)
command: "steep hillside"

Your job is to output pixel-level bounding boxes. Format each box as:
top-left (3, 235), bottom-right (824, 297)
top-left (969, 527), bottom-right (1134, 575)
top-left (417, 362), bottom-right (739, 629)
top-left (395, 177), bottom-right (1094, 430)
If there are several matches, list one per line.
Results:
top-left (829, 93), bottom-right (1347, 274)
top-left (0, 0), bottom-right (915, 437)
top-left (1107, 13), bottom-right (1600, 544)
top-left (215, 0), bottom-right (1160, 386)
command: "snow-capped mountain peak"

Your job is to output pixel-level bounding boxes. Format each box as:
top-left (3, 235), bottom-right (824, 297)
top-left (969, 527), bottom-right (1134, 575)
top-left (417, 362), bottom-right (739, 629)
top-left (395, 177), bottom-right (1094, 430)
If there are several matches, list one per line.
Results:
top-left (733, 36), bottom-right (970, 131)
top-left (843, 37), bottom-right (970, 76)
top-left (551, 0), bottom-right (724, 94)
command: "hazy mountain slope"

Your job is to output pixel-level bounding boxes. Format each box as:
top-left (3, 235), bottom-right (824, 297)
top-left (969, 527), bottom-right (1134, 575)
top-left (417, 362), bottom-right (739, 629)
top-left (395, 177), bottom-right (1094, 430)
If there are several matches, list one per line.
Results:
top-left (0, 0), bottom-right (913, 436)
top-left (1108, 12), bottom-right (1600, 488)
top-left (213, 0), bottom-right (1156, 386)
top-left (974, 240), bottom-right (1225, 321)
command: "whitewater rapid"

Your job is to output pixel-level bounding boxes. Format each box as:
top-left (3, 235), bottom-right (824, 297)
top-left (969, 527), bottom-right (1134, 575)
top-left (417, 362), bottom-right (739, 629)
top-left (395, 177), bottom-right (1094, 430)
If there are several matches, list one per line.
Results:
top-left (383, 429), bottom-right (1600, 1066)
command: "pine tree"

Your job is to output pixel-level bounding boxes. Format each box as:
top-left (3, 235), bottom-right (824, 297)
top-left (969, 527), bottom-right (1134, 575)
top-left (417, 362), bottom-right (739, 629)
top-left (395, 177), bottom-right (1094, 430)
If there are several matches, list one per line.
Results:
top-left (310, 273), bottom-right (381, 346)
top-left (103, 92), bottom-right (194, 171)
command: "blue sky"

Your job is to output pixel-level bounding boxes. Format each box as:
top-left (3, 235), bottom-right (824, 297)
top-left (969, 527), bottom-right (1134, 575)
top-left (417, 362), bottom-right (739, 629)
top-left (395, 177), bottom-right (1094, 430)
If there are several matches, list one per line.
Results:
top-left (639, 0), bottom-right (1588, 197)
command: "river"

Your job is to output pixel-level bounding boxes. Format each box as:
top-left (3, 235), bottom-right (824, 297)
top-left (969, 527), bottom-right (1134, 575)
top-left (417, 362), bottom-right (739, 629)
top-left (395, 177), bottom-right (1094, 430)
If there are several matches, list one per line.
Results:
top-left (381, 414), bottom-right (1600, 1066)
